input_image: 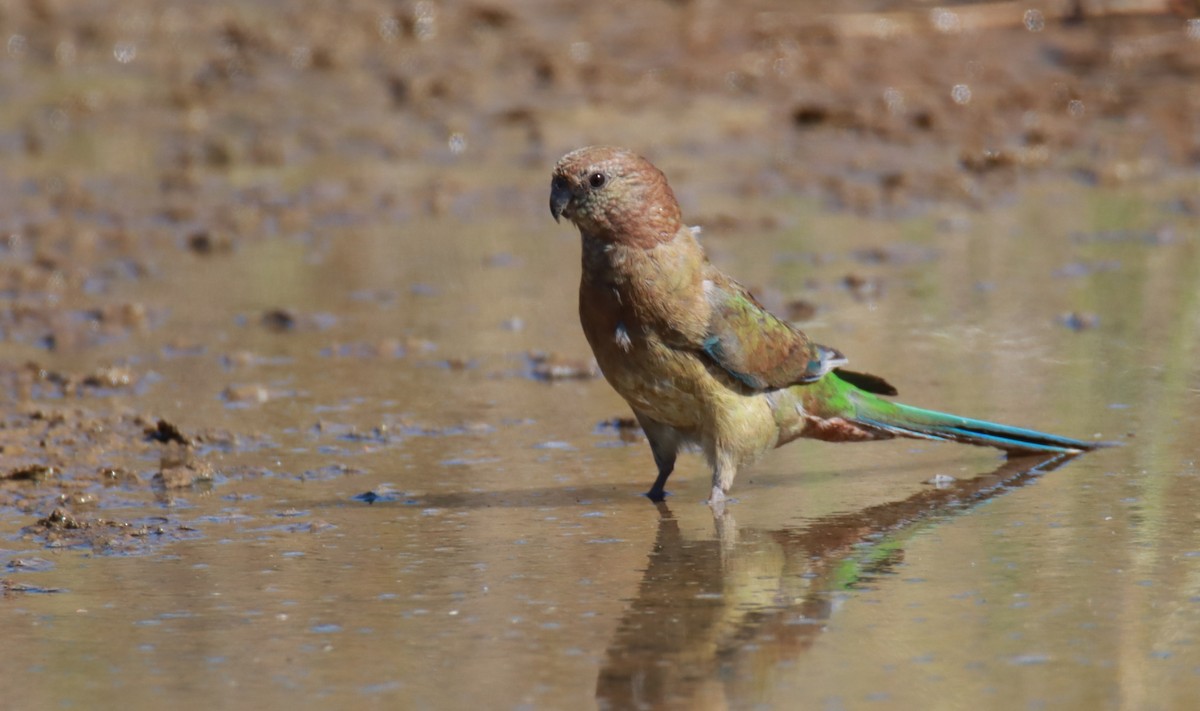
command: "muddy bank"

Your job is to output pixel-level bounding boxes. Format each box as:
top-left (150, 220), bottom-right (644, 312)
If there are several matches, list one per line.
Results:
top-left (3, 1), bottom-right (1197, 210)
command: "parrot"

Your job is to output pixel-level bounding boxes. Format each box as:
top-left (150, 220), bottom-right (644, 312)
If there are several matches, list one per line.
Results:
top-left (549, 146), bottom-right (1104, 506)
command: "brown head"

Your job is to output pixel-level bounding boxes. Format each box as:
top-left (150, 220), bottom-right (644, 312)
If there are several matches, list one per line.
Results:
top-left (549, 146), bottom-right (683, 247)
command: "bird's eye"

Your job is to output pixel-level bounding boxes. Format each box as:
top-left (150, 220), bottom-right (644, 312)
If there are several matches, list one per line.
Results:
top-left (588, 172), bottom-right (606, 189)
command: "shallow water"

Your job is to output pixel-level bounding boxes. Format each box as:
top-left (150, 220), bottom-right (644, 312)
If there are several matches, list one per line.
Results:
top-left (4, 171), bottom-right (1200, 709)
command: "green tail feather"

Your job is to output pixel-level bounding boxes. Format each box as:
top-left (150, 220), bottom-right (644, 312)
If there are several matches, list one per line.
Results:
top-left (807, 372), bottom-right (1107, 454)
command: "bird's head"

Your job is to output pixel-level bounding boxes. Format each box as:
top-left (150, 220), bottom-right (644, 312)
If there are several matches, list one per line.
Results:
top-left (550, 146), bottom-right (682, 247)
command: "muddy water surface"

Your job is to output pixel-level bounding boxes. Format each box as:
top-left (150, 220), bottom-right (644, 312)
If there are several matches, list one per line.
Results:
top-left (3, 2), bottom-right (1200, 709)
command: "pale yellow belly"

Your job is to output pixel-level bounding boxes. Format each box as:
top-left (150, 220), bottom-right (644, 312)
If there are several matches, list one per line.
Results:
top-left (597, 341), bottom-right (711, 429)
top-left (597, 339), bottom-right (781, 462)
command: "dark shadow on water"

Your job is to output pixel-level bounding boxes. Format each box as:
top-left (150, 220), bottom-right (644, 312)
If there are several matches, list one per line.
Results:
top-left (594, 452), bottom-right (1078, 709)
top-left (356, 452), bottom-right (1007, 510)
top-left (351, 484), bottom-right (647, 509)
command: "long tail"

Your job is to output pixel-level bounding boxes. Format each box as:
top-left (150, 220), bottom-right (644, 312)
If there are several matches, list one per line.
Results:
top-left (794, 371), bottom-right (1107, 454)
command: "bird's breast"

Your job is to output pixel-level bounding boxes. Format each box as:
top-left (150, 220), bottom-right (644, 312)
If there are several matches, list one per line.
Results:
top-left (578, 280), bottom-right (709, 429)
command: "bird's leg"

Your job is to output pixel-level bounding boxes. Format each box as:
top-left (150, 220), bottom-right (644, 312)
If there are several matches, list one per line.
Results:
top-left (705, 444), bottom-right (738, 511)
top-left (647, 463), bottom-right (674, 502)
top-left (708, 486), bottom-right (726, 507)
top-left (636, 413), bottom-right (681, 502)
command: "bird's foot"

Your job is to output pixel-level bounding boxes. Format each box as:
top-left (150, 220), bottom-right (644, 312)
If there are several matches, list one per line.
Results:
top-left (644, 487), bottom-right (667, 503)
top-left (706, 486), bottom-right (731, 515)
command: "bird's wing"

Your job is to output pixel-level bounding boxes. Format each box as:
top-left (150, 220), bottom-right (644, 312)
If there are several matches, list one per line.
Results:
top-left (699, 277), bottom-right (845, 391)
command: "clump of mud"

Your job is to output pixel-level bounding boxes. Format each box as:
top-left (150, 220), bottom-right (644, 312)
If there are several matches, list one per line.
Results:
top-left (0, 362), bottom-right (257, 552)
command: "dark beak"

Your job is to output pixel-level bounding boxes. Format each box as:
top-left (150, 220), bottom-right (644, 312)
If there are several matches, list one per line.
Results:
top-left (549, 178), bottom-right (572, 223)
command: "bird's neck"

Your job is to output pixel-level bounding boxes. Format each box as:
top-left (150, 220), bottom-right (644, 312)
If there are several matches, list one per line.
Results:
top-left (580, 233), bottom-right (617, 286)
top-left (579, 226), bottom-right (704, 289)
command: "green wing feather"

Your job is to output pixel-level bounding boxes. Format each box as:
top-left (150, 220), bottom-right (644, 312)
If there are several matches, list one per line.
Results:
top-left (700, 279), bottom-right (840, 390)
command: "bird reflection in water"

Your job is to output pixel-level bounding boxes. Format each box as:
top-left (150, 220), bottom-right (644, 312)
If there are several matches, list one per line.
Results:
top-left (595, 453), bottom-right (1077, 708)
